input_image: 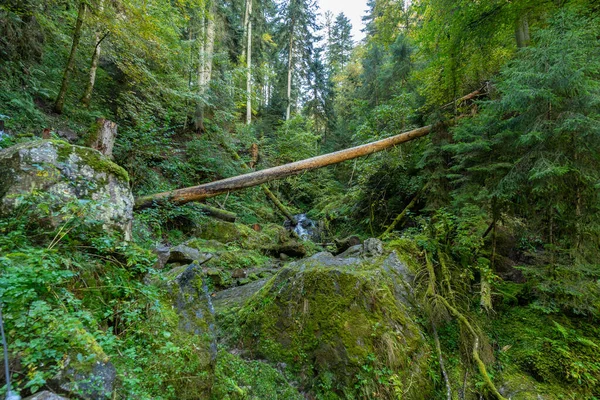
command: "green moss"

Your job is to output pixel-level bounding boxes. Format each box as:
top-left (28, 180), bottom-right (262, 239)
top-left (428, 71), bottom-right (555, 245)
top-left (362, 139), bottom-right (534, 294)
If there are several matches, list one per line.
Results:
top-left (211, 348), bottom-right (303, 400)
top-left (46, 139), bottom-right (129, 182)
top-left (492, 307), bottom-right (600, 399)
top-left (234, 259), bottom-right (433, 399)
top-left (386, 238), bottom-right (423, 273)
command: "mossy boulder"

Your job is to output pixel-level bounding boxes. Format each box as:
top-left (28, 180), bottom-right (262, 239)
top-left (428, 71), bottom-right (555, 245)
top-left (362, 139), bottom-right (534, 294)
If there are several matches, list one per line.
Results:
top-left (47, 328), bottom-right (116, 399)
top-left (154, 262), bottom-right (218, 398)
top-left (196, 220), bottom-right (306, 257)
top-left (235, 249), bottom-right (432, 399)
top-left (0, 140), bottom-right (133, 238)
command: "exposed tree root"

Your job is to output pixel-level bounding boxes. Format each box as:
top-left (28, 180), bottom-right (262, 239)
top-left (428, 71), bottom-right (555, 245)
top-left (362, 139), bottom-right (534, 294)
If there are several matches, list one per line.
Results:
top-left (435, 295), bottom-right (507, 400)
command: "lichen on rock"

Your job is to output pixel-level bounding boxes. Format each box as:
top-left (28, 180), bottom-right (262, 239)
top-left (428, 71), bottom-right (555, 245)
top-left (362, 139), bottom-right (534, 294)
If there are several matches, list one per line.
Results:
top-left (0, 139), bottom-right (133, 239)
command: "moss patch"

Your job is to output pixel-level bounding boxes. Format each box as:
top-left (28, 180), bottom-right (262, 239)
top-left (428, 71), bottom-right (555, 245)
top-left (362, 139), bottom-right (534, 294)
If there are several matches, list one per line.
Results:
top-left (52, 140), bottom-right (129, 182)
top-left (232, 258), bottom-right (432, 399)
top-left (211, 349), bottom-right (303, 400)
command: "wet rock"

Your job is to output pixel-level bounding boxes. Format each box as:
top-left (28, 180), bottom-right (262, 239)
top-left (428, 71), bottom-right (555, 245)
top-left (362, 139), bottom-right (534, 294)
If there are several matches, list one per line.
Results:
top-left (338, 238), bottom-right (383, 258)
top-left (0, 140), bottom-right (132, 239)
top-left (232, 268), bottom-right (247, 279)
top-left (272, 241), bottom-right (306, 258)
top-left (333, 235), bottom-right (361, 255)
top-left (23, 391), bottom-right (68, 400)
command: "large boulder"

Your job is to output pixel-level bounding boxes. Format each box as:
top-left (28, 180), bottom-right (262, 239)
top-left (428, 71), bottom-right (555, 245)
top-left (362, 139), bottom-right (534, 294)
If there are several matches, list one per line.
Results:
top-left (235, 248), bottom-right (432, 399)
top-left (0, 140), bottom-right (133, 239)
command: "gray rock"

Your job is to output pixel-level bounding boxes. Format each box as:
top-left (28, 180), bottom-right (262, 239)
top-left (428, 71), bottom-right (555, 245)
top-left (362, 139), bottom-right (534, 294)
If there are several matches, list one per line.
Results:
top-left (292, 251), bottom-right (361, 268)
top-left (338, 244), bottom-right (362, 258)
top-left (52, 360), bottom-right (116, 400)
top-left (232, 268), bottom-right (247, 279)
top-left (24, 391), bottom-right (68, 400)
top-left (338, 238), bottom-right (383, 258)
top-left (153, 244), bottom-right (170, 269)
top-left (0, 140), bottom-right (132, 239)
top-left (362, 238), bottom-right (384, 257)
top-left (381, 251), bottom-right (414, 302)
top-left (163, 263), bottom-right (217, 361)
top-left (212, 279), bottom-right (269, 312)
top-left (168, 245), bottom-right (212, 265)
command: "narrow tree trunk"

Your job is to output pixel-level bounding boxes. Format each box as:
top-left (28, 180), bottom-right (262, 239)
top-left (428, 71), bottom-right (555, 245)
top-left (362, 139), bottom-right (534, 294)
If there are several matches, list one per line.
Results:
top-left (87, 118), bottom-right (117, 158)
top-left (220, 139), bottom-right (297, 224)
top-left (246, 0), bottom-right (252, 125)
top-left (515, 15), bottom-right (530, 48)
top-left (195, 4), bottom-right (215, 132)
top-left (81, 32), bottom-right (108, 108)
top-left (198, 204), bottom-right (236, 222)
top-left (379, 183), bottom-right (428, 238)
top-left (54, 1), bottom-right (86, 114)
top-left (286, 36), bottom-right (294, 121)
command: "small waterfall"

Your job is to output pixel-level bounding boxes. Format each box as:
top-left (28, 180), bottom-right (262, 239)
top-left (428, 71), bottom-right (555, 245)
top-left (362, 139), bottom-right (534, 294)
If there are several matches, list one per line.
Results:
top-left (287, 213), bottom-right (319, 241)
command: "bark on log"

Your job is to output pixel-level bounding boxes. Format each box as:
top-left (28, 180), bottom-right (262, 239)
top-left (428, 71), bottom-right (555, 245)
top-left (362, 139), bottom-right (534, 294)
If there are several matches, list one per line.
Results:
top-left (221, 139), bottom-right (297, 224)
top-left (88, 118), bottom-right (117, 158)
top-left (198, 204), bottom-right (236, 222)
top-left (135, 90), bottom-right (481, 210)
top-left (135, 124), bottom-right (433, 209)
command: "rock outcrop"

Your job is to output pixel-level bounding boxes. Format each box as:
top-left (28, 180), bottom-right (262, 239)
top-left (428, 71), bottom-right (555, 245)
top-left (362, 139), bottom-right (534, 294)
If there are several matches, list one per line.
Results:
top-left (0, 140), bottom-right (133, 239)
top-left (234, 242), bottom-right (432, 399)
top-left (155, 262), bottom-right (218, 398)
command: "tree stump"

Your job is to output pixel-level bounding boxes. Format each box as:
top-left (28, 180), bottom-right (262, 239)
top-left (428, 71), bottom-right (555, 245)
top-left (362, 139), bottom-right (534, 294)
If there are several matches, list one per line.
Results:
top-left (87, 118), bottom-right (117, 158)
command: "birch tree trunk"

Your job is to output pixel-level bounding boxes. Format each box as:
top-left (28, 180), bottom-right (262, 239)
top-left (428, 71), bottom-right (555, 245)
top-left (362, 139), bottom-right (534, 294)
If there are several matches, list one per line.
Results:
top-left (246, 0), bottom-right (252, 125)
top-left (54, 1), bottom-right (86, 114)
top-left (81, 32), bottom-right (108, 108)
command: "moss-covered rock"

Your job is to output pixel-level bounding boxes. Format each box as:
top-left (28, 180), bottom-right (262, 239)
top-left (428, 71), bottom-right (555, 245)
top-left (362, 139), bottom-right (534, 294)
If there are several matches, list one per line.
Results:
top-left (154, 262), bottom-right (218, 398)
top-left (195, 220), bottom-right (307, 257)
top-left (234, 249), bottom-right (432, 399)
top-left (0, 140), bottom-right (133, 238)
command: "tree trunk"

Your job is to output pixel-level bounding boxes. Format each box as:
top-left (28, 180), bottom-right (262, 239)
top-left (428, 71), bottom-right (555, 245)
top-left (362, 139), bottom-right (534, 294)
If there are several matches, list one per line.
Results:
top-left (515, 15), bottom-right (530, 48)
top-left (195, 4), bottom-right (215, 132)
top-left (136, 90), bottom-right (480, 209)
top-left (87, 118), bottom-right (117, 158)
top-left (198, 204), bottom-right (236, 222)
top-left (379, 183), bottom-right (428, 238)
top-left (246, 0), bottom-right (252, 125)
top-left (81, 31), bottom-right (108, 108)
top-left (136, 124), bottom-right (434, 209)
top-left (54, 1), bottom-right (86, 114)
top-left (220, 139), bottom-right (297, 224)
top-left (286, 35), bottom-right (294, 121)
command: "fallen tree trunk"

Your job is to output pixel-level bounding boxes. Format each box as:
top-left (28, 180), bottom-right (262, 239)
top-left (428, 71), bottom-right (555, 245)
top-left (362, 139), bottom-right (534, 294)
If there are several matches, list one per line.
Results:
top-left (135, 124), bottom-right (433, 209)
top-left (134, 89), bottom-right (481, 210)
top-left (198, 204), bottom-right (236, 222)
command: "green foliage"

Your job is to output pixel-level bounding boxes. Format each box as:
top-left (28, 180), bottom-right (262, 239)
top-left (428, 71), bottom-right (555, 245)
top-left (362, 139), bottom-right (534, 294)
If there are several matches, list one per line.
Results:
top-left (494, 307), bottom-right (600, 396)
top-left (211, 348), bottom-right (303, 399)
top-left (0, 192), bottom-right (218, 398)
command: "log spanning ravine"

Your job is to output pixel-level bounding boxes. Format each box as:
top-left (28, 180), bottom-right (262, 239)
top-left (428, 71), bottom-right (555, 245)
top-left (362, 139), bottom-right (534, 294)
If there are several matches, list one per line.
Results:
top-left (134, 90), bottom-right (482, 210)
